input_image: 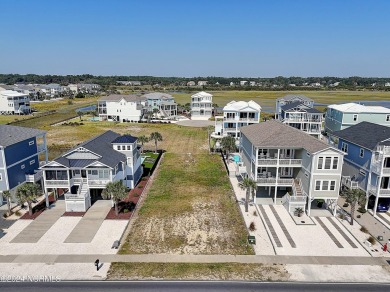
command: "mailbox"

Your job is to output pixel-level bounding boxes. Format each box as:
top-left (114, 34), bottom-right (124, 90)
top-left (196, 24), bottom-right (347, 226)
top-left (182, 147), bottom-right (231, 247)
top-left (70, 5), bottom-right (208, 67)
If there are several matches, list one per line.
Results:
top-left (248, 235), bottom-right (256, 245)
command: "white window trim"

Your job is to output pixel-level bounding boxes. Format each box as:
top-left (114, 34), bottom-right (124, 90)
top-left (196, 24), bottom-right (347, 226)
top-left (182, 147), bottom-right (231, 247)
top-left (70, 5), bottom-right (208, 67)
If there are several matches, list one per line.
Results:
top-left (341, 142), bottom-right (348, 153)
top-left (315, 180), bottom-right (337, 191)
top-left (317, 156), bottom-right (338, 170)
top-left (360, 169), bottom-right (366, 176)
top-left (359, 148), bottom-right (364, 158)
top-left (386, 114), bottom-right (390, 122)
top-left (353, 114), bottom-right (358, 122)
top-left (29, 141), bottom-right (35, 146)
top-left (29, 159), bottom-right (35, 165)
top-left (21, 164), bottom-right (25, 169)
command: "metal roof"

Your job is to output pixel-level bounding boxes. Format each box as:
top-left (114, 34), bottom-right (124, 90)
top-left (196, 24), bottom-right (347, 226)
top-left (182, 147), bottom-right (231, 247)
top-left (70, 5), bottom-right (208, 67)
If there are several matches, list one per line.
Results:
top-left (0, 125), bottom-right (46, 147)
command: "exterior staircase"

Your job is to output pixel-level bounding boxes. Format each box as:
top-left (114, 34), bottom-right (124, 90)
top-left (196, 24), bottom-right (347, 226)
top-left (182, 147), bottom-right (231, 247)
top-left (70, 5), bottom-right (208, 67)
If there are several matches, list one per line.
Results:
top-left (293, 179), bottom-right (303, 196)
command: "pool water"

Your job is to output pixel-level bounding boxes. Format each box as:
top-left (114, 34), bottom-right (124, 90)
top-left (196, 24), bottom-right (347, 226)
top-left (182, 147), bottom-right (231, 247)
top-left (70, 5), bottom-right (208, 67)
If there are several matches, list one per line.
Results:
top-left (89, 117), bottom-right (100, 121)
top-left (234, 155), bottom-right (241, 163)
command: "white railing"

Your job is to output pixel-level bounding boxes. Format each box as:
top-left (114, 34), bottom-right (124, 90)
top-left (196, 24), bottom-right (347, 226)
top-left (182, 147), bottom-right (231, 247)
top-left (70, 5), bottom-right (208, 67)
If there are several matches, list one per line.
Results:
top-left (37, 144), bottom-right (46, 152)
top-left (45, 180), bottom-right (69, 186)
top-left (25, 170), bottom-right (43, 182)
top-left (341, 176), bottom-right (359, 189)
top-left (88, 179), bottom-right (110, 186)
top-left (65, 192), bottom-right (88, 200)
top-left (257, 158), bottom-right (302, 166)
top-left (286, 193), bottom-right (307, 203)
top-left (257, 178), bottom-right (294, 185)
top-left (368, 184), bottom-right (390, 196)
top-left (279, 159), bottom-right (302, 165)
top-left (258, 159), bottom-right (277, 165)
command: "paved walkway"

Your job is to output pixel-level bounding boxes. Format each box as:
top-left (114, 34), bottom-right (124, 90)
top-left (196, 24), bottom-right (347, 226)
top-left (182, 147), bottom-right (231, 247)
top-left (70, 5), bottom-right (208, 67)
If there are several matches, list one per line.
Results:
top-left (65, 201), bottom-right (111, 243)
top-left (176, 120), bottom-right (213, 127)
top-left (0, 253), bottom-right (388, 265)
top-left (10, 201), bottom-right (65, 243)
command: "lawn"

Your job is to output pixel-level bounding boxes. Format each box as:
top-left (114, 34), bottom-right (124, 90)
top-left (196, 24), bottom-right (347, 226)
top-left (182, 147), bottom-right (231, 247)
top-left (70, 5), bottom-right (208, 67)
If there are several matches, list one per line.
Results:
top-left (107, 262), bottom-right (288, 281)
top-left (119, 151), bottom-right (253, 255)
top-left (172, 90), bottom-right (390, 109)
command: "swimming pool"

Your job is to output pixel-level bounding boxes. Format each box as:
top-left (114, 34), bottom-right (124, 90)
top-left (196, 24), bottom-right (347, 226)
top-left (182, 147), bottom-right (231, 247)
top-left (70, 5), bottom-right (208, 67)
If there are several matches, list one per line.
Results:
top-left (233, 155), bottom-right (241, 163)
top-left (89, 117), bottom-right (100, 121)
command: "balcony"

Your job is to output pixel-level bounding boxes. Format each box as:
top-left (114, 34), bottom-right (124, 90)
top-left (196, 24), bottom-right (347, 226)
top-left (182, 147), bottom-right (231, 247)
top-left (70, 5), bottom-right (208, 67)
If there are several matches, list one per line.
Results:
top-left (37, 144), bottom-right (46, 153)
top-left (286, 193), bottom-right (307, 203)
top-left (88, 179), bottom-right (110, 187)
top-left (371, 162), bottom-right (390, 175)
top-left (45, 180), bottom-right (69, 187)
top-left (257, 178), bottom-right (294, 186)
top-left (25, 170), bottom-right (43, 182)
top-left (257, 158), bottom-right (302, 167)
top-left (65, 192), bottom-right (89, 201)
top-left (341, 176), bottom-right (359, 189)
top-left (368, 184), bottom-right (390, 196)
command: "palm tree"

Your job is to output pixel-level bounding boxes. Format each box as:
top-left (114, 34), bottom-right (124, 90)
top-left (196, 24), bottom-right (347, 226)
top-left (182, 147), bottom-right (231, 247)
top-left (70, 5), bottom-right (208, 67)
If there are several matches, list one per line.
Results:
top-left (221, 136), bottom-right (236, 160)
top-left (343, 188), bottom-right (366, 225)
top-left (16, 183), bottom-right (41, 216)
top-left (239, 177), bottom-right (257, 212)
top-left (152, 108), bottom-right (159, 118)
top-left (102, 180), bottom-right (128, 216)
top-left (3, 190), bottom-right (12, 216)
top-left (150, 132), bottom-right (163, 154)
top-left (138, 135), bottom-right (149, 154)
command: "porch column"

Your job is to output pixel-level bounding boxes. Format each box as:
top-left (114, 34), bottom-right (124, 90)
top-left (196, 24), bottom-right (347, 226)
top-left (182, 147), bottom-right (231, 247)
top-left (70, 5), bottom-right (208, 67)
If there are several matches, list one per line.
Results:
top-left (45, 190), bottom-right (49, 208)
top-left (373, 195), bottom-right (379, 216)
top-left (332, 199), bottom-right (337, 216)
top-left (364, 192), bottom-right (369, 210)
top-left (44, 135), bottom-right (48, 163)
top-left (307, 196), bottom-right (312, 216)
top-left (274, 149), bottom-right (280, 204)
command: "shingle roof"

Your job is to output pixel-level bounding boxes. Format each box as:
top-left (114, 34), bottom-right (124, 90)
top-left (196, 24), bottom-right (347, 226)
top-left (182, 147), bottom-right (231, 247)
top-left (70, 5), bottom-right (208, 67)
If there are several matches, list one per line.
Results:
top-left (277, 94), bottom-right (313, 102)
top-left (281, 101), bottom-right (322, 113)
top-left (53, 131), bottom-right (129, 168)
top-left (332, 122), bottom-right (390, 150)
top-left (0, 125), bottom-right (46, 147)
top-left (111, 135), bottom-right (138, 144)
top-left (240, 120), bottom-right (330, 153)
top-left (98, 94), bottom-right (144, 102)
top-left (142, 92), bottom-right (174, 100)
top-left (328, 102), bottom-right (390, 113)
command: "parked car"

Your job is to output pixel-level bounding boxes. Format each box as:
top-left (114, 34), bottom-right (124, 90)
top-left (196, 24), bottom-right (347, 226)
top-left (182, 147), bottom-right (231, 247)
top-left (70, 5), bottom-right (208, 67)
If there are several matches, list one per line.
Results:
top-left (377, 202), bottom-right (390, 212)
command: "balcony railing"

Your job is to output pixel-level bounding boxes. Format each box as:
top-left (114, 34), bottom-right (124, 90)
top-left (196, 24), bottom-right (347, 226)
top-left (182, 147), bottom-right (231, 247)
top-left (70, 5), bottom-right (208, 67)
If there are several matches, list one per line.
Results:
top-left (257, 178), bottom-right (294, 185)
top-left (257, 158), bottom-right (302, 166)
top-left (65, 192), bottom-right (88, 200)
top-left (371, 162), bottom-right (390, 175)
top-left (341, 176), bottom-right (359, 189)
top-left (37, 144), bottom-right (46, 153)
top-left (88, 179), bottom-right (110, 186)
top-left (25, 170), bottom-right (43, 182)
top-left (286, 193), bottom-right (307, 203)
top-left (368, 184), bottom-right (390, 196)
top-left (45, 180), bottom-right (69, 186)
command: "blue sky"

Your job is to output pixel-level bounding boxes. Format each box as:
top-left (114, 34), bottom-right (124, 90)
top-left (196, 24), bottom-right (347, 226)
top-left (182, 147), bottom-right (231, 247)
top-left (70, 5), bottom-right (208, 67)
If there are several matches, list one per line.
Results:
top-left (0, 0), bottom-right (389, 77)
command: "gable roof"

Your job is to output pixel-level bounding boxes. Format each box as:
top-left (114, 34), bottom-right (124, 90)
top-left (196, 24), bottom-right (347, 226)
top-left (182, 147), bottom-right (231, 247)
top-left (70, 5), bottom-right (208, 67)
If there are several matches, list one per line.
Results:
top-left (98, 94), bottom-right (144, 102)
top-left (142, 92), bottom-right (174, 100)
top-left (281, 101), bottom-right (322, 113)
top-left (0, 125), bottom-right (46, 147)
top-left (191, 91), bottom-right (213, 98)
top-left (111, 135), bottom-right (138, 144)
top-left (52, 131), bottom-right (130, 168)
top-left (332, 122), bottom-right (390, 150)
top-left (277, 94), bottom-right (313, 102)
top-left (223, 100), bottom-right (261, 112)
top-left (328, 102), bottom-right (390, 113)
top-left (240, 120), bottom-right (332, 153)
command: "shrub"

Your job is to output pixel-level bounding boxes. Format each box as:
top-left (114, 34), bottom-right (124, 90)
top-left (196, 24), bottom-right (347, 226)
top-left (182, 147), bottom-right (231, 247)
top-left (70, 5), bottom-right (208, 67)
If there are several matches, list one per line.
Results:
top-left (367, 236), bottom-right (376, 245)
top-left (15, 211), bottom-right (22, 217)
top-left (253, 210), bottom-right (257, 216)
top-left (338, 213), bottom-right (346, 220)
top-left (249, 222), bottom-right (256, 231)
top-left (343, 203), bottom-right (349, 208)
top-left (2, 213), bottom-right (8, 218)
top-left (357, 207), bottom-right (367, 214)
top-left (138, 185), bottom-right (143, 189)
top-left (133, 193), bottom-right (140, 197)
top-left (360, 226), bottom-right (368, 233)
top-left (123, 209), bottom-right (129, 213)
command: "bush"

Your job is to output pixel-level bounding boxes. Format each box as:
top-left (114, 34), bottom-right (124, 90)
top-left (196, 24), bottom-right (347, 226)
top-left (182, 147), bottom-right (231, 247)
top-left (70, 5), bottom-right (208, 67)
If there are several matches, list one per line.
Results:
top-left (338, 213), bottom-right (346, 220)
top-left (15, 211), bottom-right (22, 217)
top-left (357, 207), bottom-right (367, 213)
top-left (249, 222), bottom-right (256, 231)
top-left (360, 226), bottom-right (368, 233)
top-left (123, 209), bottom-right (129, 213)
top-left (367, 236), bottom-right (376, 245)
top-left (138, 185), bottom-right (143, 189)
top-left (253, 210), bottom-right (257, 216)
top-left (343, 203), bottom-right (349, 208)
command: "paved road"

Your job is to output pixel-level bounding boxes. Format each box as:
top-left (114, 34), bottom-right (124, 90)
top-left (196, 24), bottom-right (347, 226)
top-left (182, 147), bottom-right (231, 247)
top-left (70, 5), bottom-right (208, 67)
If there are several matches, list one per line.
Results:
top-left (1, 254), bottom-right (389, 265)
top-left (0, 281), bottom-right (389, 291)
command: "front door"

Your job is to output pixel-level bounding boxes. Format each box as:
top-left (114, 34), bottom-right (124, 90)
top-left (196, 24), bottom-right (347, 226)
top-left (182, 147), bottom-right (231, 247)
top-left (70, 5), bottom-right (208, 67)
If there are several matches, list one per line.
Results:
top-left (81, 170), bottom-right (87, 178)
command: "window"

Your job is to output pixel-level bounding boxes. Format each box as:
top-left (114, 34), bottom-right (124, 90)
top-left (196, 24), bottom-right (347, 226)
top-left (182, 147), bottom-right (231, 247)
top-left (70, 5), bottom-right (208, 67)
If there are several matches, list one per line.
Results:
top-left (360, 169), bottom-right (366, 176)
top-left (88, 170), bottom-right (91, 174)
top-left (305, 172), bottom-right (309, 178)
top-left (315, 181), bottom-right (321, 190)
top-left (317, 157), bottom-right (323, 169)
top-left (359, 148), bottom-right (364, 158)
top-left (353, 114), bottom-right (358, 122)
top-left (324, 157), bottom-right (332, 169)
top-left (122, 145), bottom-right (126, 150)
top-left (29, 159), bottom-right (35, 165)
top-left (92, 170), bottom-right (98, 175)
top-left (74, 170), bottom-right (80, 175)
top-left (117, 145), bottom-right (121, 150)
top-left (21, 164), bottom-right (25, 169)
top-left (307, 152), bottom-right (311, 157)
top-left (332, 157), bottom-right (338, 169)
top-left (330, 181), bottom-right (336, 191)
top-left (322, 181), bottom-right (329, 190)
top-left (29, 141), bottom-right (34, 146)
top-left (386, 114), bottom-right (390, 122)
top-left (341, 142), bottom-right (348, 153)
top-left (98, 169), bottom-right (110, 179)
top-left (127, 145), bottom-right (131, 150)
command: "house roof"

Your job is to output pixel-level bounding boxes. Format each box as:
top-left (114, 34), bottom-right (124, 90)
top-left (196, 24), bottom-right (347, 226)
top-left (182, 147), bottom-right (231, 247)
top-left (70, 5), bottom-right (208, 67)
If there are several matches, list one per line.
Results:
top-left (277, 94), bottom-right (313, 102)
top-left (328, 102), bottom-right (390, 113)
top-left (281, 101), bottom-right (322, 113)
top-left (240, 120), bottom-right (331, 153)
top-left (142, 92), bottom-right (174, 100)
top-left (111, 135), bottom-right (138, 144)
top-left (52, 131), bottom-right (131, 168)
top-left (332, 122), bottom-right (390, 150)
top-left (0, 125), bottom-right (46, 147)
top-left (223, 100), bottom-right (261, 112)
top-left (0, 84), bottom-right (15, 90)
top-left (191, 91), bottom-right (213, 98)
top-left (0, 90), bottom-right (28, 97)
top-left (98, 94), bottom-right (144, 102)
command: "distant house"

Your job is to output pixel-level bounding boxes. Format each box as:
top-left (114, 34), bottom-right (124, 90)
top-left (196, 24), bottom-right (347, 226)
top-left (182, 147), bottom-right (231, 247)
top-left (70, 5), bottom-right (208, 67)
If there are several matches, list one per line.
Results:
top-left (288, 84), bottom-right (296, 87)
top-left (197, 81), bottom-right (208, 86)
top-left (187, 81), bottom-right (196, 86)
top-left (275, 94), bottom-right (314, 119)
top-left (278, 101), bottom-right (324, 139)
top-left (46, 83), bottom-right (62, 96)
top-left (190, 91), bottom-right (213, 120)
top-left (240, 120), bottom-right (344, 216)
top-left (40, 131), bottom-right (142, 212)
top-left (230, 82), bottom-right (235, 86)
top-left (213, 100), bottom-right (261, 139)
top-left (332, 122), bottom-right (390, 215)
top-left (116, 81), bottom-right (141, 86)
top-left (0, 125), bottom-right (48, 205)
top-left (0, 90), bottom-right (31, 115)
top-left (249, 81), bottom-right (257, 86)
top-left (385, 82), bottom-right (390, 87)
top-left (98, 94), bottom-right (144, 122)
top-left (240, 81), bottom-right (248, 86)
top-left (324, 102), bottom-right (390, 134)
top-left (142, 92), bottom-right (177, 118)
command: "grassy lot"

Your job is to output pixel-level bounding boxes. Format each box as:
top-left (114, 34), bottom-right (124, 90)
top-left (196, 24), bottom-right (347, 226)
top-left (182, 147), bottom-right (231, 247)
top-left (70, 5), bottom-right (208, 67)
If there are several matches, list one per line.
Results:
top-left (141, 151), bottom-right (159, 169)
top-left (172, 90), bottom-right (390, 109)
top-left (119, 151), bottom-right (252, 255)
top-left (107, 262), bottom-right (288, 281)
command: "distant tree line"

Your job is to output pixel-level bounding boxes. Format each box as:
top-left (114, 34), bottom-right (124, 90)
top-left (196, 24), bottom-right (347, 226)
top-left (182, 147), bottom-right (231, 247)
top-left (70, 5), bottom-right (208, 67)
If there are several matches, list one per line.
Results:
top-left (1, 74), bottom-right (390, 91)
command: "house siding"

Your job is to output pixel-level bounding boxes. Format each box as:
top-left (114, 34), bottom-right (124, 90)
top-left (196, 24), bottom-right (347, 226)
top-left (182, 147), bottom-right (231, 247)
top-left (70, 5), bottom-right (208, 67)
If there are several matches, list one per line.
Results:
top-left (4, 138), bottom-right (37, 166)
top-left (6, 156), bottom-right (39, 190)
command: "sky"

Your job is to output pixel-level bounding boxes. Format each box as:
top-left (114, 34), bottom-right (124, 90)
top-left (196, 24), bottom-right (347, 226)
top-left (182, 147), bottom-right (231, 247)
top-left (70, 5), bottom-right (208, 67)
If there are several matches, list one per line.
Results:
top-left (0, 0), bottom-right (389, 77)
